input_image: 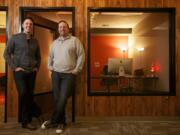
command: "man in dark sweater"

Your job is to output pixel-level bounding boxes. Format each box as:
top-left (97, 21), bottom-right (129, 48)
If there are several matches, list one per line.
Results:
top-left (4, 17), bottom-right (41, 130)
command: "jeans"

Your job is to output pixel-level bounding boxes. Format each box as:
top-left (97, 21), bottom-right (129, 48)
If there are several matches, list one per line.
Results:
top-left (51, 71), bottom-right (76, 124)
top-left (14, 71), bottom-right (36, 125)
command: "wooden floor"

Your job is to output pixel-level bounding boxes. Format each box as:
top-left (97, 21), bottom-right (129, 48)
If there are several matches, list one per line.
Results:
top-left (0, 117), bottom-right (180, 135)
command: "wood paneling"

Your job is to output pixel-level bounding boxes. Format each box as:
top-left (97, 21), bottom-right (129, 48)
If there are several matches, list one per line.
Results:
top-left (1, 0), bottom-right (180, 119)
top-left (0, 0), bottom-right (6, 6)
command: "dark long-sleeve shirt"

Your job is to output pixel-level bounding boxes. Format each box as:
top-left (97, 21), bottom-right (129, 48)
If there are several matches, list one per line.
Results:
top-left (4, 33), bottom-right (41, 71)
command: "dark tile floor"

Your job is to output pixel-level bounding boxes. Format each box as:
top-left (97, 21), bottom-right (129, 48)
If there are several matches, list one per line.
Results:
top-left (0, 117), bottom-right (180, 135)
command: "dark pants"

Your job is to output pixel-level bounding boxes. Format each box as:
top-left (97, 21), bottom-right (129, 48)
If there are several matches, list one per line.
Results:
top-left (51, 71), bottom-right (76, 124)
top-left (14, 71), bottom-right (36, 126)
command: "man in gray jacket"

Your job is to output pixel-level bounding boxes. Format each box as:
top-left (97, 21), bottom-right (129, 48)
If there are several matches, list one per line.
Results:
top-left (4, 17), bottom-right (41, 130)
top-left (41, 20), bottom-right (85, 134)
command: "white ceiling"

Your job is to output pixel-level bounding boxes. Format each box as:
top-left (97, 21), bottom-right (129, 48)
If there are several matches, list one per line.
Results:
top-left (90, 12), bottom-right (150, 28)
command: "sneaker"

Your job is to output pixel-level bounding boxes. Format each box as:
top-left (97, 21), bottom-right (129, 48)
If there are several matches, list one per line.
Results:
top-left (55, 124), bottom-right (64, 134)
top-left (41, 120), bottom-right (49, 129)
top-left (41, 120), bottom-right (57, 129)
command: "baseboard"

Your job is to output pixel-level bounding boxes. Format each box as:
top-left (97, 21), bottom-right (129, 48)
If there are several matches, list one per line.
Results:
top-left (77, 116), bottom-right (180, 122)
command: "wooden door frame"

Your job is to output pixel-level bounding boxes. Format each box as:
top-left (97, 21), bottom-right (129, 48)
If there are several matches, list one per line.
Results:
top-left (19, 6), bottom-right (76, 122)
top-left (0, 6), bottom-right (8, 123)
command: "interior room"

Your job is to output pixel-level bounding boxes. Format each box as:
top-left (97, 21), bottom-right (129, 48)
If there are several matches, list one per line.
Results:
top-left (0, 10), bottom-right (6, 123)
top-left (0, 0), bottom-right (180, 135)
top-left (26, 11), bottom-right (73, 95)
top-left (88, 9), bottom-right (173, 95)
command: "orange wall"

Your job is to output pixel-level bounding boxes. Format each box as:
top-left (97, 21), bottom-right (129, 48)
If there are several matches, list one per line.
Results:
top-left (90, 35), bottom-right (128, 76)
top-left (0, 35), bottom-right (6, 43)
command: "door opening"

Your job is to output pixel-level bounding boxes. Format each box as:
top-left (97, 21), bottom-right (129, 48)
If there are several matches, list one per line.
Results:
top-left (0, 6), bottom-right (8, 123)
top-left (20, 7), bottom-right (75, 123)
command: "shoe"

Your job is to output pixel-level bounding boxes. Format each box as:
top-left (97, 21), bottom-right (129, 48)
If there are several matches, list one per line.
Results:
top-left (41, 120), bottom-right (58, 129)
top-left (55, 124), bottom-right (64, 134)
top-left (22, 123), bottom-right (37, 130)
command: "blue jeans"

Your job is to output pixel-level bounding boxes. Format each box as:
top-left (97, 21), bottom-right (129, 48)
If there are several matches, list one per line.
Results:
top-left (14, 71), bottom-right (36, 125)
top-left (51, 71), bottom-right (76, 124)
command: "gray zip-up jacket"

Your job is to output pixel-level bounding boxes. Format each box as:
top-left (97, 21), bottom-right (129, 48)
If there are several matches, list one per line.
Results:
top-left (4, 33), bottom-right (41, 71)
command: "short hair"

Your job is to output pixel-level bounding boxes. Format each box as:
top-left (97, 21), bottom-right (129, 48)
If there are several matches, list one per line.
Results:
top-left (58, 20), bottom-right (69, 29)
top-left (23, 17), bottom-right (34, 23)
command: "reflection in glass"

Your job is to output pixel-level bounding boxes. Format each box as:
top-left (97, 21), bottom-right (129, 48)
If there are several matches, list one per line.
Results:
top-left (88, 8), bottom-right (175, 95)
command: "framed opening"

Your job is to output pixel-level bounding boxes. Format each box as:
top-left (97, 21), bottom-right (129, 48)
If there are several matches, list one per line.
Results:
top-left (0, 6), bottom-right (8, 122)
top-left (88, 8), bottom-right (176, 96)
top-left (20, 7), bottom-right (76, 122)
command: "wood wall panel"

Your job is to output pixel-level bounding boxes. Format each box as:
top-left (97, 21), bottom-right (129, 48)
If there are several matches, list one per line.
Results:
top-left (163, 0), bottom-right (177, 7)
top-left (0, 0), bottom-right (5, 6)
top-left (145, 0), bottom-right (163, 7)
top-left (0, 0), bottom-right (180, 119)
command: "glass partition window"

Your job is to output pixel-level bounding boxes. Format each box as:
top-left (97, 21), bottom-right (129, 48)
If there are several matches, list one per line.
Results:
top-left (88, 8), bottom-right (175, 96)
